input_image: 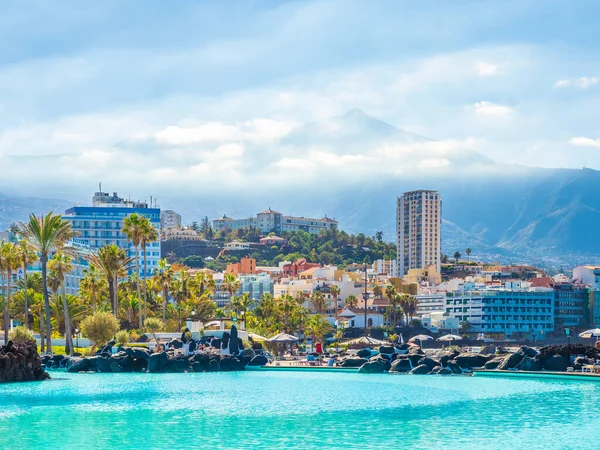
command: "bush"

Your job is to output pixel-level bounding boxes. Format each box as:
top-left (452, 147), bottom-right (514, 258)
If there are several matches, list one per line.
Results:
top-left (144, 317), bottom-right (163, 348)
top-left (115, 330), bottom-right (130, 348)
top-left (81, 311), bottom-right (120, 348)
top-left (9, 326), bottom-right (34, 344)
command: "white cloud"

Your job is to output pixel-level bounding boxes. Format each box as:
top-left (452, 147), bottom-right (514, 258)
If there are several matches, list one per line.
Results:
top-left (476, 62), bottom-right (499, 76)
top-left (472, 101), bottom-right (513, 118)
top-left (554, 77), bottom-right (599, 89)
top-left (569, 137), bottom-right (600, 148)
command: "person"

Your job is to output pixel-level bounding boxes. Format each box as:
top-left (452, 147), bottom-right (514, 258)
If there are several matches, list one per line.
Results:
top-left (327, 356), bottom-right (335, 367)
top-left (595, 340), bottom-right (600, 352)
top-left (315, 341), bottom-right (323, 354)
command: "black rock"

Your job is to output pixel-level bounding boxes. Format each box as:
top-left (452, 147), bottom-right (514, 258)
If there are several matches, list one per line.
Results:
top-left (125, 347), bottom-right (151, 360)
top-left (517, 356), bottom-right (542, 371)
top-left (379, 345), bottom-right (395, 355)
top-left (454, 354), bottom-right (488, 369)
top-left (518, 345), bottom-right (539, 358)
top-left (66, 357), bottom-right (91, 373)
top-left (356, 348), bottom-right (372, 358)
top-left (207, 359), bottom-right (221, 372)
top-left (97, 357), bottom-right (112, 373)
top-left (407, 354), bottom-right (423, 367)
top-left (340, 357), bottom-right (368, 368)
top-left (478, 344), bottom-right (496, 355)
top-left (574, 356), bottom-right (593, 371)
top-left (369, 357), bottom-right (391, 372)
top-left (229, 325), bottom-right (240, 355)
top-left (359, 361), bottom-right (385, 374)
top-left (409, 364), bottom-right (431, 375)
top-left (484, 357), bottom-right (504, 370)
top-left (418, 357), bottom-right (441, 370)
top-left (447, 361), bottom-right (463, 375)
top-left (498, 352), bottom-right (525, 370)
top-left (437, 367), bottom-right (452, 375)
top-left (248, 355), bottom-right (268, 366)
top-left (543, 355), bottom-right (569, 372)
top-left (110, 362), bottom-right (122, 373)
top-left (148, 352), bottom-right (168, 373)
top-left (166, 355), bottom-right (190, 373)
top-left (390, 358), bottom-right (413, 373)
top-left (220, 356), bottom-right (245, 371)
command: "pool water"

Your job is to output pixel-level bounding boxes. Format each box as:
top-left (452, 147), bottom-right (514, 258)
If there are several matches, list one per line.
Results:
top-left (1, 371), bottom-right (599, 449)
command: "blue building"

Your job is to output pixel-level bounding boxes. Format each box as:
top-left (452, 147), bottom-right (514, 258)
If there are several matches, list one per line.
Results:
top-left (63, 191), bottom-right (161, 277)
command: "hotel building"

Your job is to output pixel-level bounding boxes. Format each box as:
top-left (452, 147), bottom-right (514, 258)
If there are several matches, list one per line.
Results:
top-left (63, 190), bottom-right (161, 277)
top-left (397, 190), bottom-right (441, 276)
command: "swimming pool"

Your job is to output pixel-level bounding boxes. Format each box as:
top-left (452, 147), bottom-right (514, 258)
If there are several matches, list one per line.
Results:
top-left (1, 371), bottom-right (598, 449)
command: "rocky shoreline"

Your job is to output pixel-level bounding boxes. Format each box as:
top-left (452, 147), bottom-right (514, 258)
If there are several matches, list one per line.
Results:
top-left (0, 341), bottom-right (50, 383)
top-left (349, 343), bottom-right (600, 375)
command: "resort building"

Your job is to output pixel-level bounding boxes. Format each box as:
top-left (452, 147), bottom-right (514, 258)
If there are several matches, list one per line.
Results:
top-left (531, 277), bottom-right (589, 329)
top-left (444, 283), bottom-right (555, 339)
top-left (160, 210), bottom-right (182, 230)
top-left (213, 272), bottom-right (274, 307)
top-left (397, 190), bottom-right (441, 276)
top-left (63, 190), bottom-right (161, 277)
top-left (213, 208), bottom-right (338, 235)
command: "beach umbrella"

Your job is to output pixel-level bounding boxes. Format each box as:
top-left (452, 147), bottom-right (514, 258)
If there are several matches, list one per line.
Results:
top-left (579, 328), bottom-right (600, 339)
top-left (409, 334), bottom-right (434, 342)
top-left (248, 332), bottom-right (268, 342)
top-left (344, 336), bottom-right (386, 347)
top-left (437, 334), bottom-right (462, 341)
top-left (399, 333), bottom-right (404, 344)
top-left (267, 333), bottom-right (299, 343)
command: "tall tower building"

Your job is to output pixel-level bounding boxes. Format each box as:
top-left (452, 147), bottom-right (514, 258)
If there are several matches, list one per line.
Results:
top-left (397, 190), bottom-right (441, 276)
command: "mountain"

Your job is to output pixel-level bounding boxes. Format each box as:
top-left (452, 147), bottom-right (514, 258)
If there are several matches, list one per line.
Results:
top-left (1, 109), bottom-right (599, 266)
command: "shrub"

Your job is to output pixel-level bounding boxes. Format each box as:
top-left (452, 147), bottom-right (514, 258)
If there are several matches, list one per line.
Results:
top-left (144, 317), bottom-right (163, 348)
top-left (115, 330), bottom-right (130, 348)
top-left (9, 326), bottom-right (34, 344)
top-left (81, 311), bottom-right (120, 349)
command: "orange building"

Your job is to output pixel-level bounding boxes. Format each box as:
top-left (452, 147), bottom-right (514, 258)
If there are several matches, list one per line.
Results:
top-left (226, 257), bottom-right (256, 275)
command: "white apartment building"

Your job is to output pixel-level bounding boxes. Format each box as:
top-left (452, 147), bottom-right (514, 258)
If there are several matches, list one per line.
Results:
top-left (213, 208), bottom-right (338, 235)
top-left (160, 210), bottom-right (182, 230)
top-left (372, 259), bottom-right (398, 277)
top-left (397, 190), bottom-right (441, 276)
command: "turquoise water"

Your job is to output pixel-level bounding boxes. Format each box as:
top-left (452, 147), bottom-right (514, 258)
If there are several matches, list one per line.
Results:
top-left (1, 371), bottom-right (599, 449)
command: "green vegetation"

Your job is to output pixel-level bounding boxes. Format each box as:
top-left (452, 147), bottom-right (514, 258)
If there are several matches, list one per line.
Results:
top-left (115, 330), bottom-right (130, 348)
top-left (178, 229), bottom-right (396, 271)
top-left (80, 311), bottom-right (120, 349)
top-left (8, 326), bottom-right (34, 344)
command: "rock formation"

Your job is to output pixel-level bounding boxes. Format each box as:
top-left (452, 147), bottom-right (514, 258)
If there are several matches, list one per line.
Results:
top-left (0, 340), bottom-right (49, 383)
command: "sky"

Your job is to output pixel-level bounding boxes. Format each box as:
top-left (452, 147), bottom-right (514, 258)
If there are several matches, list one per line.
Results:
top-left (1, 0), bottom-right (600, 203)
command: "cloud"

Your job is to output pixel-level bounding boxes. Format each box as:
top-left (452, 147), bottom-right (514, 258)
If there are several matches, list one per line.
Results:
top-left (570, 137), bottom-right (600, 148)
top-left (554, 77), bottom-right (599, 89)
top-left (476, 62), bottom-right (499, 76)
top-left (471, 101), bottom-right (513, 118)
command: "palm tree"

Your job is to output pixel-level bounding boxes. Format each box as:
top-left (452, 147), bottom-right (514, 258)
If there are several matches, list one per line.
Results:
top-left (0, 242), bottom-right (21, 343)
top-left (139, 219), bottom-right (159, 323)
top-left (48, 252), bottom-right (74, 355)
top-left (373, 285), bottom-right (383, 299)
top-left (329, 284), bottom-right (341, 309)
top-left (304, 314), bottom-right (333, 351)
top-left (221, 273), bottom-right (240, 308)
top-left (230, 292), bottom-right (255, 327)
top-left (122, 213), bottom-right (147, 329)
top-left (17, 213), bottom-right (74, 354)
top-left (465, 248), bottom-right (472, 261)
top-left (80, 265), bottom-right (108, 312)
top-left (89, 245), bottom-right (131, 317)
top-left (310, 291), bottom-right (326, 314)
top-left (453, 251), bottom-right (461, 263)
top-left (152, 259), bottom-right (174, 325)
top-left (344, 294), bottom-right (358, 309)
top-left (385, 285), bottom-right (398, 326)
top-left (16, 240), bottom-right (38, 329)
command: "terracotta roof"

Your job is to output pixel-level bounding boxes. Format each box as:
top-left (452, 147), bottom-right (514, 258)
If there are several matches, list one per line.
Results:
top-left (258, 208), bottom-right (281, 215)
top-left (530, 277), bottom-right (554, 288)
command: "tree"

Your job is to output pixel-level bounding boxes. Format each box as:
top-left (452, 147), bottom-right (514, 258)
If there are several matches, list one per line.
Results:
top-left (17, 212), bottom-right (74, 354)
top-left (139, 219), bottom-right (159, 324)
top-left (80, 311), bottom-right (119, 350)
top-left (344, 295), bottom-right (358, 309)
top-left (304, 314), bottom-right (333, 350)
top-left (144, 317), bottom-right (163, 349)
top-left (221, 273), bottom-right (240, 308)
top-left (460, 320), bottom-right (472, 335)
top-left (374, 231), bottom-right (383, 243)
top-left (122, 213), bottom-right (148, 330)
top-left (152, 259), bottom-right (174, 325)
top-left (453, 251), bottom-right (461, 263)
top-left (0, 242), bottom-right (21, 344)
top-left (89, 245), bottom-right (132, 316)
top-left (8, 326), bottom-right (34, 344)
top-left (115, 330), bottom-right (130, 348)
top-left (310, 291), bottom-right (326, 314)
top-left (373, 285), bottom-right (383, 299)
top-left (329, 284), bottom-right (341, 309)
top-left (17, 240), bottom-right (38, 329)
top-left (465, 248), bottom-right (472, 261)
top-left (230, 293), bottom-right (255, 326)
top-left (441, 254), bottom-right (449, 264)
top-left (80, 265), bottom-right (108, 312)
top-left (384, 285), bottom-right (398, 326)
top-left (48, 252), bottom-right (75, 355)
top-left (190, 221), bottom-right (199, 232)
top-left (200, 216), bottom-right (213, 240)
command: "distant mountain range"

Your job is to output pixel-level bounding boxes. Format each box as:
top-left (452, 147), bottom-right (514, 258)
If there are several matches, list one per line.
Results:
top-left (1, 109), bottom-right (599, 266)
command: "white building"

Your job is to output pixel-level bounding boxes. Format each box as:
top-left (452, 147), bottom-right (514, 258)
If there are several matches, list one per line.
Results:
top-left (573, 265), bottom-right (600, 285)
top-left (397, 190), bottom-right (441, 276)
top-left (213, 208), bottom-right (338, 235)
top-left (213, 272), bottom-right (274, 308)
top-left (372, 259), bottom-right (398, 277)
top-left (160, 210), bottom-right (182, 230)
top-left (224, 241), bottom-right (251, 251)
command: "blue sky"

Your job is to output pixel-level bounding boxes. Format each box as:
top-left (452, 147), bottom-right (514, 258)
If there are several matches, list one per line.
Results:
top-left (1, 0), bottom-right (599, 200)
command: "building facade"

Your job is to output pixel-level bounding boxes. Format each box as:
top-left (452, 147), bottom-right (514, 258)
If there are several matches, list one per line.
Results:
top-left (160, 210), bottom-right (182, 230)
top-left (397, 190), bottom-right (441, 276)
top-left (63, 190), bottom-right (161, 277)
top-left (372, 259), bottom-right (398, 277)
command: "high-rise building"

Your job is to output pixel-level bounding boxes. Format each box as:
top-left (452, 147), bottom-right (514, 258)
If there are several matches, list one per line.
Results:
top-left (397, 190), bottom-right (441, 276)
top-left (160, 210), bottom-right (182, 230)
top-left (63, 190), bottom-right (161, 277)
